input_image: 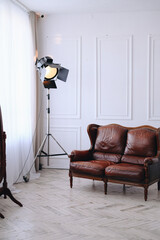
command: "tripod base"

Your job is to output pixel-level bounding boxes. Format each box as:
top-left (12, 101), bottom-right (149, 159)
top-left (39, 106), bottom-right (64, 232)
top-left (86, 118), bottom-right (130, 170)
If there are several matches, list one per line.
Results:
top-left (23, 133), bottom-right (68, 182)
top-left (37, 133), bottom-right (68, 166)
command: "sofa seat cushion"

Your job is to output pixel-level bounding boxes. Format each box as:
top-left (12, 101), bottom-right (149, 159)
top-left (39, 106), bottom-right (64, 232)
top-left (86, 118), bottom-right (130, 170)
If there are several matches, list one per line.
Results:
top-left (70, 160), bottom-right (115, 177)
top-left (105, 163), bottom-right (145, 182)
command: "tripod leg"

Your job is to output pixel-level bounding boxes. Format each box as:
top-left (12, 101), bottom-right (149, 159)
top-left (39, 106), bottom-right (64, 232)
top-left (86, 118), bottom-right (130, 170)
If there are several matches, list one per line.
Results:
top-left (50, 134), bottom-right (68, 156)
top-left (26, 135), bottom-right (48, 175)
top-left (37, 135), bottom-right (49, 167)
top-left (38, 135), bottom-right (48, 156)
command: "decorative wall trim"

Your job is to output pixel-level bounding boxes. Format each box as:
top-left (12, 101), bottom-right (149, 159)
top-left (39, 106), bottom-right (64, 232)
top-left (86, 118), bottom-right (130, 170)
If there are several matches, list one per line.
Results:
top-left (96, 35), bottom-right (132, 120)
top-left (147, 35), bottom-right (160, 121)
top-left (46, 36), bottom-right (82, 119)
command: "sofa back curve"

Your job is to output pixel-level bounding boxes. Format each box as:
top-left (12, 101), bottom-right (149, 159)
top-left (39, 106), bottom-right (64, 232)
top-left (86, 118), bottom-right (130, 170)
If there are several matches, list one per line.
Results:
top-left (87, 124), bottom-right (160, 165)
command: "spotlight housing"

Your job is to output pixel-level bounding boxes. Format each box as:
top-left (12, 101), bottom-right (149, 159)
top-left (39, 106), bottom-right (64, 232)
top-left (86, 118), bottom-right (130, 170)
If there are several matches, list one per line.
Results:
top-left (35, 56), bottom-right (69, 88)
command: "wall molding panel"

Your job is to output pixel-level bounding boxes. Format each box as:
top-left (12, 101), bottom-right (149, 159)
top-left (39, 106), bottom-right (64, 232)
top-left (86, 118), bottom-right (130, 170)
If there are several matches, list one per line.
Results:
top-left (46, 36), bottom-right (82, 119)
top-left (96, 35), bottom-right (132, 120)
top-left (147, 35), bottom-right (160, 121)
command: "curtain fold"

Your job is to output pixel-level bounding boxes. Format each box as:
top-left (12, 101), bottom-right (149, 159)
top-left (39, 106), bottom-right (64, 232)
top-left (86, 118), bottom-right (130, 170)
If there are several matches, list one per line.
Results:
top-left (0, 0), bottom-right (37, 186)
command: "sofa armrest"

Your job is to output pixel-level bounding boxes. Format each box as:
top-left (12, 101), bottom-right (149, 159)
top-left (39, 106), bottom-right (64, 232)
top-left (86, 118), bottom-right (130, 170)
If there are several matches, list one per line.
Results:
top-left (144, 157), bottom-right (160, 166)
top-left (144, 157), bottom-right (160, 182)
top-left (69, 150), bottom-right (92, 162)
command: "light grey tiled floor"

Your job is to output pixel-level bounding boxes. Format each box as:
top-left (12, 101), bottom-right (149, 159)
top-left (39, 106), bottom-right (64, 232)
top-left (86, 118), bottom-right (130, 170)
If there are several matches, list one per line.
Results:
top-left (0, 169), bottom-right (160, 240)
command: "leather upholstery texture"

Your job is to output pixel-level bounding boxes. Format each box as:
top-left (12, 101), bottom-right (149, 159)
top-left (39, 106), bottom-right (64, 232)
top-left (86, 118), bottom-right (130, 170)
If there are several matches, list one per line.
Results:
top-left (94, 124), bottom-right (127, 154)
top-left (93, 152), bottom-right (121, 163)
top-left (105, 163), bottom-right (145, 182)
top-left (121, 155), bottom-right (146, 165)
top-left (70, 160), bottom-right (115, 177)
top-left (124, 128), bottom-right (157, 157)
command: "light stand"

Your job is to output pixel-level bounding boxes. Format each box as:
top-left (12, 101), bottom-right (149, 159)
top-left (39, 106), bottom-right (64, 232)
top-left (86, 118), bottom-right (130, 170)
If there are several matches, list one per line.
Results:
top-left (23, 56), bottom-right (69, 182)
top-left (37, 88), bottom-right (68, 166)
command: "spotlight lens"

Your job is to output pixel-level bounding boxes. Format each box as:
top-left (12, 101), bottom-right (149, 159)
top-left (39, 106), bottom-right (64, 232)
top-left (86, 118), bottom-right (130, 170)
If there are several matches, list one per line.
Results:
top-left (45, 66), bottom-right (58, 79)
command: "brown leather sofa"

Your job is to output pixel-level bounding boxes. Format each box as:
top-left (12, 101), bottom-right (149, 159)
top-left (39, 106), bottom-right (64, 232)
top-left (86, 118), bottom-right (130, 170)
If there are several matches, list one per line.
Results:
top-left (69, 124), bottom-right (160, 201)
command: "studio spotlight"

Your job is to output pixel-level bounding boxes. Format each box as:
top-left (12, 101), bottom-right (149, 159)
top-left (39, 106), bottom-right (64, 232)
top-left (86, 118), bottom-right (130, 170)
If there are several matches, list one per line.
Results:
top-left (23, 56), bottom-right (69, 182)
top-left (35, 56), bottom-right (69, 88)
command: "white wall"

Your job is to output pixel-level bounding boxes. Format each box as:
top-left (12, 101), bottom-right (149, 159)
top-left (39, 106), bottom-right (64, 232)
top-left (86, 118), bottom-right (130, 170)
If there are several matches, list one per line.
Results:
top-left (37, 11), bottom-right (160, 169)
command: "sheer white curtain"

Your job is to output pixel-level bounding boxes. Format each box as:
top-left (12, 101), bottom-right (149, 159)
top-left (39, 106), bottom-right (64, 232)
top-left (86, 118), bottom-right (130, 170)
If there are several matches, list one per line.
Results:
top-left (0, 0), bottom-right (37, 186)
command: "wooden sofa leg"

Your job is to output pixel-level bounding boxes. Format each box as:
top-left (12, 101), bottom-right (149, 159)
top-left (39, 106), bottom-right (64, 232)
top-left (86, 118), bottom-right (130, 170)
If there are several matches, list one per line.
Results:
top-left (144, 186), bottom-right (148, 201)
top-left (158, 181), bottom-right (160, 191)
top-left (69, 170), bottom-right (73, 188)
top-left (104, 179), bottom-right (107, 195)
top-left (123, 184), bottom-right (125, 192)
top-left (70, 176), bottom-right (73, 188)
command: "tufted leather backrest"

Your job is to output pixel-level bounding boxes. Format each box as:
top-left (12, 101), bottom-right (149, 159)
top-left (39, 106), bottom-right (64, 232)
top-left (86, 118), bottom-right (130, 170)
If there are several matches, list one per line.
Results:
top-left (124, 128), bottom-right (157, 156)
top-left (88, 124), bottom-right (127, 163)
top-left (121, 128), bottom-right (157, 165)
top-left (94, 125), bottom-right (127, 154)
top-left (88, 124), bottom-right (160, 165)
